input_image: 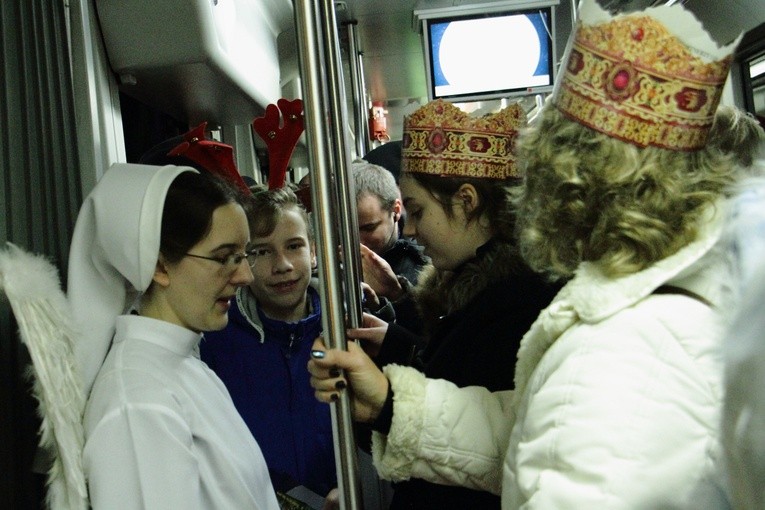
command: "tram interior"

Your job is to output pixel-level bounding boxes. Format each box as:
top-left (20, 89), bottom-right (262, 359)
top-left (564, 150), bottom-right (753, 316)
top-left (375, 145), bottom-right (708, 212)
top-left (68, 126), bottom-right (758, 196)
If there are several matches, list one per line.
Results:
top-left (96, 0), bottom-right (765, 184)
top-left (1, 0), bottom-right (764, 508)
top-left (104, 0), bottom-right (765, 176)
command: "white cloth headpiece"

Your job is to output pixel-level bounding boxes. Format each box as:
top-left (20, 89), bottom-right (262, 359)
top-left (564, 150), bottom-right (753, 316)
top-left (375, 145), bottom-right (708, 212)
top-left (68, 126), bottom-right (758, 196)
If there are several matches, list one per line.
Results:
top-left (67, 163), bottom-right (197, 395)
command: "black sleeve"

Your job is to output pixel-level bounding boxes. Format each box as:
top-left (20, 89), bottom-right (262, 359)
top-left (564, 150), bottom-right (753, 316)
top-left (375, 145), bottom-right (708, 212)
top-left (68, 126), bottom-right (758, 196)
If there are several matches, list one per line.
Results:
top-left (390, 292), bottom-right (424, 336)
top-left (367, 296), bottom-right (396, 324)
top-left (374, 322), bottom-right (425, 368)
top-left (370, 384), bottom-right (395, 435)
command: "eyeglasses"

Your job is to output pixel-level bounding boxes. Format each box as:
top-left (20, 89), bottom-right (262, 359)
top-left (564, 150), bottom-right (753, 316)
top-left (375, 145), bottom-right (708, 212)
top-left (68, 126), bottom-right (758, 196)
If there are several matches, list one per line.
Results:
top-left (184, 251), bottom-right (257, 271)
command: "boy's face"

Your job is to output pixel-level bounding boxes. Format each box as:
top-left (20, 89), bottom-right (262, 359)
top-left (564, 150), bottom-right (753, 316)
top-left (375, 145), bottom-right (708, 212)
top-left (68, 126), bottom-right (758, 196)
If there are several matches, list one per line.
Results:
top-left (247, 206), bottom-right (316, 322)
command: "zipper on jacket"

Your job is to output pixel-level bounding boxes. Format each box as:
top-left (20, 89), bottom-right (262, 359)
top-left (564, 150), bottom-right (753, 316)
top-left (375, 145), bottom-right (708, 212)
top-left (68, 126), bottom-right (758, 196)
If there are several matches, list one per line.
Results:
top-left (285, 332), bottom-right (296, 359)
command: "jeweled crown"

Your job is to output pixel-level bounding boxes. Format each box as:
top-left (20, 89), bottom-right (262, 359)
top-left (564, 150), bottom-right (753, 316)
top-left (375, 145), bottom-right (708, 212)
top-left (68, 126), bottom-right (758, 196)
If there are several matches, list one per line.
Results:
top-left (402, 100), bottom-right (525, 179)
top-left (554, 0), bottom-right (739, 151)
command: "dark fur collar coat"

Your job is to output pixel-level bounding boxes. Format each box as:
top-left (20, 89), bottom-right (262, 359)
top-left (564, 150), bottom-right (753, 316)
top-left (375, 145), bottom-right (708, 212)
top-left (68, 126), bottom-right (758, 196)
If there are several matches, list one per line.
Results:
top-left (384, 238), bottom-right (561, 510)
top-left (407, 238), bottom-right (561, 389)
top-left (412, 239), bottom-right (525, 333)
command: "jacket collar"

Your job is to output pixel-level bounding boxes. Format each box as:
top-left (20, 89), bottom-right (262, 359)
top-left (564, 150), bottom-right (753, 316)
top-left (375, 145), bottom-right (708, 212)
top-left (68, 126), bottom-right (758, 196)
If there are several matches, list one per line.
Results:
top-left (567, 201), bottom-right (727, 323)
top-left (511, 201), bottom-right (730, 419)
top-left (234, 281), bottom-right (321, 343)
top-left (414, 238), bottom-right (524, 319)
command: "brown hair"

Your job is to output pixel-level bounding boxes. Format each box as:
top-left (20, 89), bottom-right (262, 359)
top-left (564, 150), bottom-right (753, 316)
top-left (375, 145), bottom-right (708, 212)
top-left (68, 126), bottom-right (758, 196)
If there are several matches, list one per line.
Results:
top-left (246, 184), bottom-right (313, 241)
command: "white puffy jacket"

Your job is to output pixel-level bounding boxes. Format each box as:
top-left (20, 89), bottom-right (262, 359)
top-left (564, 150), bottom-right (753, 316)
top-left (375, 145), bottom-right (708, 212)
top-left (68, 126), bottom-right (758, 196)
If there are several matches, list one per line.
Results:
top-left (373, 203), bottom-right (730, 509)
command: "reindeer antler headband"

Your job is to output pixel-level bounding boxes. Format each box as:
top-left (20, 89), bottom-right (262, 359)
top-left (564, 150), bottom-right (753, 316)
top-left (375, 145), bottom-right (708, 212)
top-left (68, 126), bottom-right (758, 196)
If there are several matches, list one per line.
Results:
top-left (167, 122), bottom-right (251, 194)
top-left (252, 98), bottom-right (305, 190)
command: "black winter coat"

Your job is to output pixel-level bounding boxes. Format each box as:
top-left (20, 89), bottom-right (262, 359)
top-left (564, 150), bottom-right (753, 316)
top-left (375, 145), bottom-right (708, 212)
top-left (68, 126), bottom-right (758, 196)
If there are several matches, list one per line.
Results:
top-left (375, 238), bottom-right (561, 510)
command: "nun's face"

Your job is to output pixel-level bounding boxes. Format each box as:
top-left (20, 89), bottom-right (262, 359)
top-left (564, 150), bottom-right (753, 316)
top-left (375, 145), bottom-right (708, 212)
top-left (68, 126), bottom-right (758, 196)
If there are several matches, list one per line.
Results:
top-left (158, 202), bottom-right (253, 332)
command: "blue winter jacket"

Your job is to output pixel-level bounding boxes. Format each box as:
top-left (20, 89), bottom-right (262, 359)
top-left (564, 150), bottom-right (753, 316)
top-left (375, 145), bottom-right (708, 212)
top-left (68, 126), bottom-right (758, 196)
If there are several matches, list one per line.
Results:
top-left (200, 284), bottom-right (336, 497)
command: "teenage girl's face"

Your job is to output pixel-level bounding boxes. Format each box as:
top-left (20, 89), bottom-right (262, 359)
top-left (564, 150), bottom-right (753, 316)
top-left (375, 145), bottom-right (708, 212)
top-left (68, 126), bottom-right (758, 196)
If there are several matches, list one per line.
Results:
top-left (247, 206), bottom-right (316, 322)
top-left (159, 202), bottom-right (253, 332)
top-left (399, 175), bottom-right (478, 271)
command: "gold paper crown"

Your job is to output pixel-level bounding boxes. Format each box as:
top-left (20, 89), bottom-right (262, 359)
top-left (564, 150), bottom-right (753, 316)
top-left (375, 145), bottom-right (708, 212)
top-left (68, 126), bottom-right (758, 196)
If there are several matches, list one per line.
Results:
top-left (554, 0), bottom-right (737, 151)
top-left (402, 99), bottom-right (525, 179)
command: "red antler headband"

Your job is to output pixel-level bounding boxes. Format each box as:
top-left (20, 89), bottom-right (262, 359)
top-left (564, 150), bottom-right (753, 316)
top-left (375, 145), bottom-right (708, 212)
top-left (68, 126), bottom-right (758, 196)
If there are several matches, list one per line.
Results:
top-left (252, 98), bottom-right (305, 190)
top-left (167, 122), bottom-right (251, 194)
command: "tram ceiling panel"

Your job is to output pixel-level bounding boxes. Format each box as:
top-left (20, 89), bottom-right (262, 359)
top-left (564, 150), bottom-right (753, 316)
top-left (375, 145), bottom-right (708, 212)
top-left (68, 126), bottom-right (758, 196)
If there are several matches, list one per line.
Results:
top-left (341, 0), bottom-right (426, 102)
top-left (95, 0), bottom-right (293, 125)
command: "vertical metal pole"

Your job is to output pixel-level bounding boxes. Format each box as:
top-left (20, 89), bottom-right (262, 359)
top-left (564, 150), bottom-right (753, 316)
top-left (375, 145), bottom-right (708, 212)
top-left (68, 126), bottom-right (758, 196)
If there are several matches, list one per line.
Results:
top-left (308, 5), bottom-right (364, 323)
top-left (293, 1), bottom-right (363, 509)
top-left (320, 0), bottom-right (365, 335)
top-left (357, 55), bottom-right (371, 148)
top-left (345, 20), bottom-right (370, 158)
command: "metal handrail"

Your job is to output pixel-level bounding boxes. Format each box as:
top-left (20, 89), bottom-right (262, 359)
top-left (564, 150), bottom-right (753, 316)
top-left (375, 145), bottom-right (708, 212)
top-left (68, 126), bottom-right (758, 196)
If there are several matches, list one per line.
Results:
top-left (346, 19), bottom-right (370, 158)
top-left (293, 1), bottom-right (364, 508)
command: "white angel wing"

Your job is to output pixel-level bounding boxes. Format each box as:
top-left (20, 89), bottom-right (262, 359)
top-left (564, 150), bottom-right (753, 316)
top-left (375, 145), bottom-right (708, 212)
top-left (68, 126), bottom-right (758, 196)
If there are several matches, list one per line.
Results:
top-left (0, 243), bottom-right (88, 510)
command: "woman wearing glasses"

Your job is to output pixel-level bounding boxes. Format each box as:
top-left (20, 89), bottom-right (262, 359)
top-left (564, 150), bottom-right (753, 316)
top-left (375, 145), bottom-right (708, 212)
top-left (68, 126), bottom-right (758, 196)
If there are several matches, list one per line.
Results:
top-left (68, 164), bottom-right (280, 509)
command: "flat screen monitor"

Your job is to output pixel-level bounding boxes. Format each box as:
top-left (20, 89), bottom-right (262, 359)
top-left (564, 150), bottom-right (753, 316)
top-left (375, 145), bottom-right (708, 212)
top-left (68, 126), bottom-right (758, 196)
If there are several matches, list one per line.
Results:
top-left (424, 6), bottom-right (555, 102)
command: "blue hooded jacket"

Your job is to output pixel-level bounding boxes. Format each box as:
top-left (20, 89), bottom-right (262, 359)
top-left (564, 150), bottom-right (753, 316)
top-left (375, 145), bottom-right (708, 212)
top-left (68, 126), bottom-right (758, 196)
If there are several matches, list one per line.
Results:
top-left (200, 284), bottom-right (336, 497)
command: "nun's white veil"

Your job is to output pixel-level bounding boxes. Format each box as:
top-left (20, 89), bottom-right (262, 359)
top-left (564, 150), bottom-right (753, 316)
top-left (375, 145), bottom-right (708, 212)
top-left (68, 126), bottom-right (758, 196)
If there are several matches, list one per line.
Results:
top-left (67, 163), bottom-right (197, 395)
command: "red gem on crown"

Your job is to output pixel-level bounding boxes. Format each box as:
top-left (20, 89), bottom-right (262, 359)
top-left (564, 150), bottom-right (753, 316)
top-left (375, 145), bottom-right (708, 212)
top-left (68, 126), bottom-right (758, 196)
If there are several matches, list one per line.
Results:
top-left (468, 136), bottom-right (489, 153)
top-left (428, 128), bottom-right (447, 154)
top-left (613, 70), bottom-right (630, 90)
top-left (605, 62), bottom-right (637, 101)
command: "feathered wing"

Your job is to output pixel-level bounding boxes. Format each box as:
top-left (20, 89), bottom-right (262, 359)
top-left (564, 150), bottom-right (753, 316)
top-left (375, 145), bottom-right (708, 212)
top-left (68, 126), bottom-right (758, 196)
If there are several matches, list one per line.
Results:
top-left (0, 243), bottom-right (88, 510)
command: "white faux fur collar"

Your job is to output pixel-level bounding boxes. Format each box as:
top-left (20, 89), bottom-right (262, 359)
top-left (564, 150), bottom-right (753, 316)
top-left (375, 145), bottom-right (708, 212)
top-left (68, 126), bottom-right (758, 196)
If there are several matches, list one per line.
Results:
top-left (568, 202), bottom-right (726, 323)
top-left (511, 201), bottom-right (727, 417)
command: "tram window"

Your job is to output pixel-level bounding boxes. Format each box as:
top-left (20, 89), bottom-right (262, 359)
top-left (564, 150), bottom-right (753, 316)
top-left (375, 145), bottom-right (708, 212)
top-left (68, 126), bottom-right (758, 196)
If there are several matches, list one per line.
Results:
top-left (734, 21), bottom-right (765, 125)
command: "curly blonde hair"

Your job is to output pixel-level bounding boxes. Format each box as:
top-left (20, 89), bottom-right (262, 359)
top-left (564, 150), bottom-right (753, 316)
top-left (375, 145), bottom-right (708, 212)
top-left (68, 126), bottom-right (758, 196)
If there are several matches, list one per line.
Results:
top-left (514, 105), bottom-right (739, 280)
top-left (707, 105), bottom-right (765, 168)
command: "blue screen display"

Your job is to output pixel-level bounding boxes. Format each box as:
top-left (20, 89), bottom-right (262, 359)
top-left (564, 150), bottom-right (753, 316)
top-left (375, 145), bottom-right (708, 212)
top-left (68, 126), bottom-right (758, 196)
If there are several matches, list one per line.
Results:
top-left (427, 8), bottom-right (554, 100)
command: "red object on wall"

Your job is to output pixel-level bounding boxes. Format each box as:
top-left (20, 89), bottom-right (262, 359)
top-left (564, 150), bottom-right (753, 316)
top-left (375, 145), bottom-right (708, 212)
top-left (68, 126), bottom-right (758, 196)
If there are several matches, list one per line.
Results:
top-left (369, 101), bottom-right (391, 142)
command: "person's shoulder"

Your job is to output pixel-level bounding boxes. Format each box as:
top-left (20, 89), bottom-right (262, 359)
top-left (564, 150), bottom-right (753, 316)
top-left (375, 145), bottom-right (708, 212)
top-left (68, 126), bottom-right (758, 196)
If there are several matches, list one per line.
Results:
top-left (560, 293), bottom-right (721, 370)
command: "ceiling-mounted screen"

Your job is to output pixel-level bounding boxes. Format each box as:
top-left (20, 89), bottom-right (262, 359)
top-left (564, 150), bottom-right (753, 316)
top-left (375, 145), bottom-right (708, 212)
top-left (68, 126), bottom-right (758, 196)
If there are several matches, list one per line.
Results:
top-left (424, 6), bottom-right (555, 102)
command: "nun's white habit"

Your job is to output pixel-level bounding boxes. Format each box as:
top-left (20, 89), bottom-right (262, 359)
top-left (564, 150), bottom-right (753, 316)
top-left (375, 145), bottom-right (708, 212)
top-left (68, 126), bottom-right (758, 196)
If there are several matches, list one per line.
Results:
top-left (67, 164), bottom-right (279, 509)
